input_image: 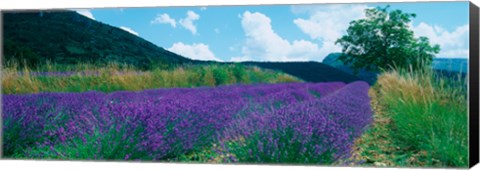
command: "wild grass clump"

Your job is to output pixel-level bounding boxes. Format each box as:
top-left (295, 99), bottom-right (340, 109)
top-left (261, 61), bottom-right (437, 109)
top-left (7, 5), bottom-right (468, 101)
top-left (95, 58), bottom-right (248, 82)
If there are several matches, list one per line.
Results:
top-left (2, 62), bottom-right (300, 94)
top-left (374, 66), bottom-right (467, 167)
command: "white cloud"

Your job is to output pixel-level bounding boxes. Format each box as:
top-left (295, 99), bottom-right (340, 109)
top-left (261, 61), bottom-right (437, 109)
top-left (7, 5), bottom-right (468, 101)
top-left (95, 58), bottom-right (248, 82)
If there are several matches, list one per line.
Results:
top-left (119, 26), bottom-right (139, 36)
top-left (235, 11), bottom-right (323, 62)
top-left (291, 4), bottom-right (369, 61)
top-left (151, 11), bottom-right (201, 35)
top-left (292, 5), bottom-right (368, 42)
top-left (168, 42), bottom-right (221, 61)
top-left (151, 13), bottom-right (177, 28)
top-left (200, 7), bottom-right (207, 11)
top-left (411, 22), bottom-right (469, 58)
top-left (75, 9), bottom-right (95, 20)
top-left (230, 56), bottom-right (252, 62)
top-left (291, 4), bottom-right (469, 59)
top-left (179, 11), bottom-right (200, 35)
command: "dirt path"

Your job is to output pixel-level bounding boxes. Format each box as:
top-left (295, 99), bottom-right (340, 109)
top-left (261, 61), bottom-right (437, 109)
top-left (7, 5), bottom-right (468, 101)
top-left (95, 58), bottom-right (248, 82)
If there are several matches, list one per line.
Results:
top-left (337, 87), bottom-right (398, 167)
top-left (342, 87), bottom-right (434, 167)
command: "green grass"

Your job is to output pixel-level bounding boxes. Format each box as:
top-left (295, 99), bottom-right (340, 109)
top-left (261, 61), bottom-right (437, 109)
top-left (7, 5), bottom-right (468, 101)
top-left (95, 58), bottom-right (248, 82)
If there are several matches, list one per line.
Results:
top-left (351, 66), bottom-right (468, 168)
top-left (2, 62), bottom-right (301, 94)
top-left (20, 125), bottom-right (148, 161)
top-left (173, 131), bottom-right (335, 164)
top-left (220, 130), bottom-right (334, 164)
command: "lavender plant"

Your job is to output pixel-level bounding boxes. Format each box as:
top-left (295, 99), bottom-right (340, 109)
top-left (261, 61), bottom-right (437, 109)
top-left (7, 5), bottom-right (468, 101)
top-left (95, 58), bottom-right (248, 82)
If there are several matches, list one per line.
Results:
top-left (217, 82), bottom-right (372, 164)
top-left (2, 81), bottom-right (371, 163)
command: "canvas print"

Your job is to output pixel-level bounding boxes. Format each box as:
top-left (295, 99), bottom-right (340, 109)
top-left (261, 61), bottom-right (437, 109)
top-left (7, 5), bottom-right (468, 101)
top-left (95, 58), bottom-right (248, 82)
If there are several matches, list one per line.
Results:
top-left (1, 1), bottom-right (472, 168)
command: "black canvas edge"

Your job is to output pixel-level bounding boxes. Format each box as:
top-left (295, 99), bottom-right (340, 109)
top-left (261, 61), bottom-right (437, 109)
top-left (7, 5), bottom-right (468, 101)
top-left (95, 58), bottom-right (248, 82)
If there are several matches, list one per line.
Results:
top-left (0, 10), bottom-right (4, 159)
top-left (470, 1), bottom-right (480, 168)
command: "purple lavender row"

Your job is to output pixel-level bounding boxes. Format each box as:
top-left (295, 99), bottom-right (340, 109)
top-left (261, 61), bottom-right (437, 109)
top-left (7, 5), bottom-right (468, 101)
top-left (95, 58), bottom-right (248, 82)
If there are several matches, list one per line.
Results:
top-left (16, 71), bottom-right (101, 77)
top-left (217, 81), bottom-right (372, 164)
top-left (15, 71), bottom-right (147, 77)
top-left (2, 82), bottom-right (347, 161)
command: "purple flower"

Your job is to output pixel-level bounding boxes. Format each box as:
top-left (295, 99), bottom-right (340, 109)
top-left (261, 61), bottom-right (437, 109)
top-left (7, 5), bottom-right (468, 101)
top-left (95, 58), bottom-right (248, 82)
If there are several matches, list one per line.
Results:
top-left (3, 81), bottom-right (371, 163)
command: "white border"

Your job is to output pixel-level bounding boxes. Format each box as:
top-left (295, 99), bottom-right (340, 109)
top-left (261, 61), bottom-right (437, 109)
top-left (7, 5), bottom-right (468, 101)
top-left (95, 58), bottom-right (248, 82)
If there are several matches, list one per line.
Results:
top-left (0, 0), bottom-right (478, 170)
top-left (0, 0), bottom-right (473, 10)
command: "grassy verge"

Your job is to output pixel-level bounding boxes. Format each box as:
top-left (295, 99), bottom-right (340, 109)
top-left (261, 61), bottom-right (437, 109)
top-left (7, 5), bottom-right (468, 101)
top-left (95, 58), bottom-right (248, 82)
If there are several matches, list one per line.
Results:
top-left (350, 67), bottom-right (468, 168)
top-left (2, 62), bottom-right (301, 94)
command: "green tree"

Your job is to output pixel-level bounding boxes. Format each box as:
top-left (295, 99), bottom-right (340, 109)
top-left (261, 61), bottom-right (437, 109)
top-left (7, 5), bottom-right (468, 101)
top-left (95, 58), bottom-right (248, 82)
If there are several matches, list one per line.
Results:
top-left (335, 6), bottom-right (440, 72)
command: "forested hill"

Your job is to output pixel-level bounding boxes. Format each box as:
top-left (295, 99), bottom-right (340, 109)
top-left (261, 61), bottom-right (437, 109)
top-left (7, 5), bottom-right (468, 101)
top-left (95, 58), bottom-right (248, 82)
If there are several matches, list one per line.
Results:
top-left (322, 53), bottom-right (469, 84)
top-left (3, 10), bottom-right (193, 69)
top-left (322, 53), bottom-right (378, 84)
top-left (240, 61), bottom-right (362, 84)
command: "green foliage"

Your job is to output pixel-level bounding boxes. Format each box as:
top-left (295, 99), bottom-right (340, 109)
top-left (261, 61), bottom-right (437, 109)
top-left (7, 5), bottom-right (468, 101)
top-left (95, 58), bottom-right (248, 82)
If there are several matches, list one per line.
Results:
top-left (232, 64), bottom-right (249, 83)
top-left (222, 130), bottom-right (334, 164)
top-left (2, 116), bottom-right (41, 157)
top-left (212, 66), bottom-right (230, 85)
top-left (335, 6), bottom-right (440, 72)
top-left (370, 67), bottom-right (468, 167)
top-left (23, 126), bottom-right (148, 160)
top-left (2, 63), bottom-right (301, 94)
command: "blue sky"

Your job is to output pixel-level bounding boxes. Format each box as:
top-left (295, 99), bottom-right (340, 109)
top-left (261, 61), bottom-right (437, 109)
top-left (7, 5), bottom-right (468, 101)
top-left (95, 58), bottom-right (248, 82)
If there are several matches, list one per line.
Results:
top-left (75, 1), bottom-right (469, 62)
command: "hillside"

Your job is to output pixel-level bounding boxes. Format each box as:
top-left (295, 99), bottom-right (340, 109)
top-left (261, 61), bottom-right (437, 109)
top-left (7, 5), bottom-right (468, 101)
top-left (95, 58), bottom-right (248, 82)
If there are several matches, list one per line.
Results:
top-left (322, 53), bottom-right (378, 84)
top-left (322, 53), bottom-right (468, 84)
top-left (2, 10), bottom-right (193, 69)
top-left (432, 58), bottom-right (468, 73)
top-left (240, 61), bottom-right (362, 84)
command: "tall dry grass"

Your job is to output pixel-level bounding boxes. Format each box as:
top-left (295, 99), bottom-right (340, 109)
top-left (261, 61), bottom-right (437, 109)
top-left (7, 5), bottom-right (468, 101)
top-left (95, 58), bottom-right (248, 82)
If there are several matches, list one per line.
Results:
top-left (374, 66), bottom-right (468, 167)
top-left (2, 63), bottom-right (301, 94)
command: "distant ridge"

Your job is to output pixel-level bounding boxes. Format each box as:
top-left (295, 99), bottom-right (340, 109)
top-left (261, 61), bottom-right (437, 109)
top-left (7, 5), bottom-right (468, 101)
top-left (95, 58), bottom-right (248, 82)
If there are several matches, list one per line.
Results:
top-left (322, 53), bottom-right (469, 84)
top-left (432, 58), bottom-right (468, 73)
top-left (240, 61), bottom-right (363, 84)
top-left (322, 53), bottom-right (378, 84)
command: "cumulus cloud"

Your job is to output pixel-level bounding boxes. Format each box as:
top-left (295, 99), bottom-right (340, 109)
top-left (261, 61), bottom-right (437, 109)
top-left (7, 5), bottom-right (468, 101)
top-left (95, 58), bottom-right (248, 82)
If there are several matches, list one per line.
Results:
top-left (179, 11), bottom-right (200, 35)
top-left (234, 11), bottom-right (322, 62)
top-left (151, 13), bottom-right (177, 28)
top-left (291, 4), bottom-right (369, 61)
top-left (152, 11), bottom-right (200, 35)
top-left (292, 5), bottom-right (368, 41)
top-left (75, 9), bottom-right (95, 20)
top-left (168, 42), bottom-right (221, 61)
top-left (411, 22), bottom-right (469, 58)
top-left (119, 26), bottom-right (139, 36)
top-left (291, 4), bottom-right (469, 59)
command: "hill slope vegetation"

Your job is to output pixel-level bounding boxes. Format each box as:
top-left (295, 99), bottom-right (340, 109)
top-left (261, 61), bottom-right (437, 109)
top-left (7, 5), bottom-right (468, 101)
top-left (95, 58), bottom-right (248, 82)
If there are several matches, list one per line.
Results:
top-left (322, 53), bottom-right (468, 84)
top-left (3, 11), bottom-right (193, 69)
top-left (322, 53), bottom-right (378, 84)
top-left (240, 61), bottom-right (362, 84)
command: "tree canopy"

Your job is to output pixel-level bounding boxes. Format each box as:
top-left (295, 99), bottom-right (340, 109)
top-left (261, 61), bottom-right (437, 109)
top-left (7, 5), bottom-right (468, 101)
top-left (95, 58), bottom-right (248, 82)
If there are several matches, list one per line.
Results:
top-left (335, 6), bottom-right (440, 72)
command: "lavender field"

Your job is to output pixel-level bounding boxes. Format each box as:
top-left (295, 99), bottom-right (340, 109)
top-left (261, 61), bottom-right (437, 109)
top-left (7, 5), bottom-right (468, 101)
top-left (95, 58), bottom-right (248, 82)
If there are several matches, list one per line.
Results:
top-left (3, 81), bottom-right (372, 164)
